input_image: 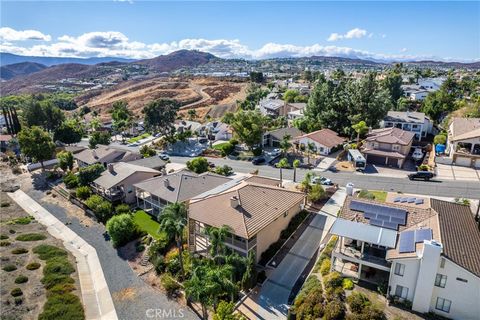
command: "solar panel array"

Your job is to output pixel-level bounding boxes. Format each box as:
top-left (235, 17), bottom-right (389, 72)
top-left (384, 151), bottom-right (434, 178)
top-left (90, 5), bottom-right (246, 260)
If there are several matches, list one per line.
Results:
top-left (394, 196), bottom-right (424, 205)
top-left (398, 228), bottom-right (433, 253)
top-left (350, 200), bottom-right (407, 230)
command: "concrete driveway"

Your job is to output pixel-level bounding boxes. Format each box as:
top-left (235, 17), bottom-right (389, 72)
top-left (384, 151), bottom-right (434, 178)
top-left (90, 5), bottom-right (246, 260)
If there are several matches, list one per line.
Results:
top-left (436, 164), bottom-right (480, 182)
top-left (237, 189), bottom-right (345, 319)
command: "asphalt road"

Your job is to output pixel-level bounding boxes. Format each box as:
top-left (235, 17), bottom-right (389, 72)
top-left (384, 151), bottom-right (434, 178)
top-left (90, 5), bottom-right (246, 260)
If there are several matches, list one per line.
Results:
top-left (170, 156), bottom-right (480, 199)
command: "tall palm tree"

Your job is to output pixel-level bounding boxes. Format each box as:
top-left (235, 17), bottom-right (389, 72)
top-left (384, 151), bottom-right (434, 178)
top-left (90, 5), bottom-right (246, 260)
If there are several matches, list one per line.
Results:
top-left (279, 134), bottom-right (292, 157)
top-left (206, 225), bottom-right (231, 260)
top-left (184, 265), bottom-right (210, 319)
top-left (158, 202), bottom-right (188, 278)
top-left (276, 158), bottom-right (289, 185)
top-left (293, 159), bottom-right (300, 182)
top-left (241, 251), bottom-right (256, 291)
top-left (208, 264), bottom-right (237, 305)
top-left (352, 120), bottom-right (368, 144)
top-left (307, 142), bottom-right (316, 166)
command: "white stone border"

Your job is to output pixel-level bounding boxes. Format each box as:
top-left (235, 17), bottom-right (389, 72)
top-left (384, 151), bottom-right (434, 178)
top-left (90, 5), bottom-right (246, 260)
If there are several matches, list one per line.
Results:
top-left (8, 190), bottom-right (118, 320)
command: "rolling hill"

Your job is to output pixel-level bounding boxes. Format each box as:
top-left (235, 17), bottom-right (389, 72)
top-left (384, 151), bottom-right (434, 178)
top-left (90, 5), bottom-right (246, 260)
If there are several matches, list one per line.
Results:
top-left (0, 62), bottom-right (47, 80)
top-left (0, 52), bottom-right (136, 67)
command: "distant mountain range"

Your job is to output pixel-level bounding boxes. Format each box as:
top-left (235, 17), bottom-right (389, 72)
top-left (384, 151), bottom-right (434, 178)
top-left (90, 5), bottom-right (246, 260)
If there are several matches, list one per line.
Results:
top-left (0, 52), bottom-right (136, 67)
top-left (1, 62), bottom-right (48, 80)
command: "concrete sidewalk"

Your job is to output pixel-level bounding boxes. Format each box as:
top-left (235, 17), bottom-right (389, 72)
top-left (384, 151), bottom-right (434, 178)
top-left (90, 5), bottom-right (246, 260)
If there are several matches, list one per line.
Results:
top-left (237, 188), bottom-right (346, 319)
top-left (8, 190), bottom-right (118, 320)
top-left (315, 156), bottom-right (336, 172)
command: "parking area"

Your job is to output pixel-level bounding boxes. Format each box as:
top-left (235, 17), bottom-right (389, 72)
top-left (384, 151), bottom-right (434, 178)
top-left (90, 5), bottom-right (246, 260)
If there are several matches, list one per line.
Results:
top-left (436, 164), bottom-right (480, 181)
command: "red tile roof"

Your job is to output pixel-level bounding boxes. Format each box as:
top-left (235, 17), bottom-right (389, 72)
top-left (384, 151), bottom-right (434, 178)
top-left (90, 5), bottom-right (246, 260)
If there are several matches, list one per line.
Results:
top-left (295, 129), bottom-right (346, 148)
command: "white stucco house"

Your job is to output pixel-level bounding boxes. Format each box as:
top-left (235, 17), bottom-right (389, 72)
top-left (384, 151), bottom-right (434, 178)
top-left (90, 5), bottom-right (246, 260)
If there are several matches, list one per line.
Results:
top-left (443, 117), bottom-right (480, 168)
top-left (293, 128), bottom-right (346, 155)
top-left (381, 111), bottom-right (433, 141)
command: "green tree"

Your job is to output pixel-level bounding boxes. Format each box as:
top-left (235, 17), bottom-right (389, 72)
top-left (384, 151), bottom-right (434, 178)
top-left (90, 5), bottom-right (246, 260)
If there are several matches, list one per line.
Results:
top-left (213, 301), bottom-right (240, 320)
top-left (110, 100), bottom-right (133, 140)
top-left (22, 100), bottom-right (46, 128)
top-left (382, 69), bottom-right (404, 106)
top-left (434, 134), bottom-right (447, 145)
top-left (89, 116), bottom-right (102, 131)
top-left (307, 142), bottom-right (316, 165)
top-left (229, 110), bottom-right (266, 150)
top-left (140, 145), bottom-right (157, 158)
top-left (276, 158), bottom-right (289, 184)
top-left (186, 156), bottom-right (209, 174)
top-left (188, 109), bottom-right (197, 120)
top-left (143, 99), bottom-right (180, 136)
top-left (18, 126), bottom-right (55, 170)
top-left (241, 251), bottom-right (257, 291)
top-left (158, 203), bottom-right (187, 278)
top-left (283, 89), bottom-right (300, 103)
top-left (42, 101), bottom-right (65, 132)
top-left (76, 186), bottom-right (91, 200)
top-left (352, 120), bottom-right (369, 143)
top-left (54, 119), bottom-right (84, 144)
top-left (78, 163), bottom-right (105, 186)
top-left (89, 131), bottom-right (111, 149)
top-left (249, 71), bottom-right (264, 83)
top-left (57, 151), bottom-right (74, 171)
top-left (206, 225), bottom-right (231, 259)
top-left (279, 134), bottom-right (292, 157)
top-left (293, 159), bottom-right (300, 182)
top-left (106, 214), bottom-right (138, 247)
top-left (308, 184), bottom-right (325, 203)
top-left (184, 265), bottom-right (212, 319)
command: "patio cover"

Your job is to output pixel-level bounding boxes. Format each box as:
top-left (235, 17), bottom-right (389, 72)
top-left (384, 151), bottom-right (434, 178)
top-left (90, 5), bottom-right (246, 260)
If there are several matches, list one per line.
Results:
top-left (330, 218), bottom-right (398, 248)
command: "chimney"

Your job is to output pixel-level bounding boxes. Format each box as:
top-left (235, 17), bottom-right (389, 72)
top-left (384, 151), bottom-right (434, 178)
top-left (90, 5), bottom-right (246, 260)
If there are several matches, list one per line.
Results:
top-left (107, 163), bottom-right (115, 173)
top-left (230, 196), bottom-right (239, 208)
top-left (163, 178), bottom-right (170, 188)
top-left (92, 149), bottom-right (98, 159)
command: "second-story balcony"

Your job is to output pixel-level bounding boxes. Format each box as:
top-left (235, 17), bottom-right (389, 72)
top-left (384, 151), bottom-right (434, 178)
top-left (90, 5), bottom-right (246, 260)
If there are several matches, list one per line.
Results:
top-left (332, 237), bottom-right (391, 271)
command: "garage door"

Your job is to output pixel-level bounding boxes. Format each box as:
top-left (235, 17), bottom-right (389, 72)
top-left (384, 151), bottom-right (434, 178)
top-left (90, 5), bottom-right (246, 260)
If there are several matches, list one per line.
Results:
top-left (474, 160), bottom-right (480, 169)
top-left (387, 157), bottom-right (399, 167)
top-left (367, 155), bottom-right (386, 165)
top-left (455, 157), bottom-right (472, 167)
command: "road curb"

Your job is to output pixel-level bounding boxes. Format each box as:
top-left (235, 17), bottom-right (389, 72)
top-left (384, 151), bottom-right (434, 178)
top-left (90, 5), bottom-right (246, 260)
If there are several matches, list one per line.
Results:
top-left (8, 190), bottom-right (118, 320)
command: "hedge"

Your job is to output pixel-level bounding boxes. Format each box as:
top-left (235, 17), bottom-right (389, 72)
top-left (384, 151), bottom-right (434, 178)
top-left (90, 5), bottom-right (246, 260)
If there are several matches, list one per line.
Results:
top-left (16, 233), bottom-right (47, 241)
top-left (15, 275), bottom-right (29, 284)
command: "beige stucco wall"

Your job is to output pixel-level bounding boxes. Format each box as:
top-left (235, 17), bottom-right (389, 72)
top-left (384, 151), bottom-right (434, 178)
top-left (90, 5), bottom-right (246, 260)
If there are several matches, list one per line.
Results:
top-left (254, 199), bottom-right (304, 263)
top-left (116, 171), bottom-right (159, 203)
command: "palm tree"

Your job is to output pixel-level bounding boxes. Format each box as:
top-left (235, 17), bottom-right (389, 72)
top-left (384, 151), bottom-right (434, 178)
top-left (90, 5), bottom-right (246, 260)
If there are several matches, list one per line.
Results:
top-left (301, 172), bottom-right (313, 194)
top-left (208, 264), bottom-right (237, 305)
top-left (352, 120), bottom-right (368, 144)
top-left (184, 265), bottom-right (211, 319)
top-left (158, 202), bottom-right (188, 278)
top-left (293, 159), bottom-right (300, 182)
top-left (279, 134), bottom-right (292, 157)
top-left (207, 225), bottom-right (231, 260)
top-left (276, 158), bottom-right (289, 185)
top-left (307, 142), bottom-right (316, 165)
top-left (241, 251), bottom-right (256, 291)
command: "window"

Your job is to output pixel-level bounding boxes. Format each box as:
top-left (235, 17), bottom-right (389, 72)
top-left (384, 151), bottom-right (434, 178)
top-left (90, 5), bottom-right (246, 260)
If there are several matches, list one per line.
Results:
top-left (440, 258), bottom-right (445, 268)
top-left (392, 144), bottom-right (400, 151)
top-left (436, 297), bottom-right (451, 313)
top-left (394, 263), bottom-right (405, 276)
top-left (456, 277), bottom-right (468, 283)
top-left (395, 285), bottom-right (408, 299)
top-left (435, 274), bottom-right (447, 288)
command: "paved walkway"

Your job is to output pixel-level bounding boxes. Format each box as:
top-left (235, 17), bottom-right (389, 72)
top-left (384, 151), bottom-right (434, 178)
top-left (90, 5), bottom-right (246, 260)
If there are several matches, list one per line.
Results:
top-left (237, 189), bottom-right (345, 319)
top-left (436, 164), bottom-right (480, 181)
top-left (8, 190), bottom-right (118, 320)
top-left (315, 156), bottom-right (337, 172)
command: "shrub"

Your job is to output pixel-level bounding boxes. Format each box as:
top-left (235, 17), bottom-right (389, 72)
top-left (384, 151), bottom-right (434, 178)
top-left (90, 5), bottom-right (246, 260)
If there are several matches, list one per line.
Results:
top-left (3, 264), bottom-right (17, 272)
top-left (136, 243), bottom-right (145, 252)
top-left (294, 276), bottom-right (325, 319)
top-left (0, 202), bottom-right (10, 207)
top-left (0, 234), bottom-right (8, 240)
top-left (213, 301), bottom-right (238, 320)
top-left (151, 255), bottom-right (166, 274)
top-left (0, 241), bottom-right (11, 246)
top-left (15, 275), bottom-right (29, 284)
top-left (26, 262), bottom-right (41, 270)
top-left (16, 233), bottom-right (47, 241)
top-left (186, 156), bottom-right (209, 174)
top-left (106, 214), bottom-right (138, 247)
top-left (10, 288), bottom-right (23, 297)
top-left (148, 233), bottom-right (172, 256)
top-left (320, 258), bottom-right (331, 276)
top-left (347, 291), bottom-right (371, 313)
top-left (12, 247), bottom-right (29, 254)
top-left (215, 165), bottom-right (233, 176)
top-left (220, 142), bottom-right (235, 156)
top-left (165, 249), bottom-right (181, 275)
top-left (160, 273), bottom-right (181, 295)
top-left (346, 306), bottom-right (386, 320)
top-left (44, 257), bottom-right (75, 276)
top-left (9, 229), bottom-right (16, 234)
top-left (63, 172), bottom-right (79, 189)
top-left (324, 299), bottom-right (345, 320)
top-left (38, 292), bottom-right (84, 320)
top-left (33, 245), bottom-right (68, 260)
top-left (342, 278), bottom-right (354, 290)
top-left (308, 184), bottom-right (326, 203)
top-left (48, 283), bottom-right (76, 295)
top-left (115, 204), bottom-right (131, 215)
top-left (433, 134), bottom-right (447, 145)
top-left (75, 186), bottom-right (91, 200)
top-left (12, 216), bottom-right (34, 225)
top-left (85, 195), bottom-right (113, 223)
top-left (358, 189), bottom-right (375, 200)
top-left (252, 147), bottom-right (262, 156)
top-left (418, 164), bottom-right (430, 171)
top-left (78, 163), bottom-right (105, 186)
top-left (14, 297), bottom-right (23, 305)
top-left (324, 272), bottom-right (343, 290)
top-left (42, 273), bottom-right (75, 289)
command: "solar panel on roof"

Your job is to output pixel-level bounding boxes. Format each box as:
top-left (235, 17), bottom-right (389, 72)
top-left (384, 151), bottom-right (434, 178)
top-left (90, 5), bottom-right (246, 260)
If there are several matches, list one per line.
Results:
top-left (408, 197), bottom-right (416, 203)
top-left (369, 219), bottom-right (384, 227)
top-left (363, 212), bottom-right (376, 219)
top-left (383, 221), bottom-right (399, 230)
top-left (394, 196), bottom-right (401, 202)
top-left (415, 198), bottom-right (424, 205)
top-left (377, 214), bottom-right (390, 221)
top-left (399, 231), bottom-right (415, 253)
top-left (401, 197), bottom-right (408, 203)
top-left (415, 228), bottom-right (432, 243)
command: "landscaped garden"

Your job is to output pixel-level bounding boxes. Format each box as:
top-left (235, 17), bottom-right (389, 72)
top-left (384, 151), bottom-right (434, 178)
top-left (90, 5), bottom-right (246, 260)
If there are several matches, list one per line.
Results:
top-left (357, 189), bottom-right (387, 202)
top-left (132, 210), bottom-right (164, 240)
top-left (127, 133), bottom-right (151, 144)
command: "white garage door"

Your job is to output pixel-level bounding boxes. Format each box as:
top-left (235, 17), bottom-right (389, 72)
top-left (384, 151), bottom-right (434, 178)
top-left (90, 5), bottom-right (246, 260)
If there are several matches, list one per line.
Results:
top-left (455, 157), bottom-right (472, 167)
top-left (475, 160), bottom-right (480, 169)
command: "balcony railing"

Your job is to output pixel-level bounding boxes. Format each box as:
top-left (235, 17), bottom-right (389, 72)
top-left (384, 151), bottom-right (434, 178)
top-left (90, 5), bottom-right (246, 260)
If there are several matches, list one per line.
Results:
top-left (335, 240), bottom-right (391, 268)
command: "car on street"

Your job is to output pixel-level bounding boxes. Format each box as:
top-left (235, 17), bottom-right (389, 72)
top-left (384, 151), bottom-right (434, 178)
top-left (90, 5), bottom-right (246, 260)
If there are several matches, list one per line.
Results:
top-left (198, 138), bottom-right (209, 144)
top-left (252, 156), bottom-right (266, 165)
top-left (270, 148), bottom-right (281, 157)
top-left (408, 171), bottom-right (434, 181)
top-left (128, 142), bottom-right (139, 147)
top-left (158, 153), bottom-right (169, 161)
top-left (311, 176), bottom-right (334, 185)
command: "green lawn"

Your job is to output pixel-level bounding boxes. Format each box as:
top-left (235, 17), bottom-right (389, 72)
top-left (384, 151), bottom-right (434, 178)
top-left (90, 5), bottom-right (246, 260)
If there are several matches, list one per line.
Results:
top-left (212, 142), bottom-right (230, 150)
top-left (127, 133), bottom-right (151, 144)
top-left (132, 210), bottom-right (162, 239)
top-left (369, 190), bottom-right (387, 202)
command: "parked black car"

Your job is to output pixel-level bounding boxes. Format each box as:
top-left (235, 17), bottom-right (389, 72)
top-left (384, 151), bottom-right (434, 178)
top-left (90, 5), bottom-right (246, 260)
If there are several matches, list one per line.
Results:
top-left (252, 157), bottom-right (266, 165)
top-left (408, 171), bottom-right (434, 181)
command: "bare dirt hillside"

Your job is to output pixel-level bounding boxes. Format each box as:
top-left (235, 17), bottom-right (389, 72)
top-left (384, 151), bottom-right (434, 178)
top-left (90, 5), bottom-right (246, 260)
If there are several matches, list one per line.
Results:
top-left (78, 77), bottom-right (247, 121)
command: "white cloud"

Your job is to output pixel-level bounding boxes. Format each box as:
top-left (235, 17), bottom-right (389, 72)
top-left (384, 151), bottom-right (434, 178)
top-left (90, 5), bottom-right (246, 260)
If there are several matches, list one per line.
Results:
top-left (0, 28), bottom-right (474, 62)
top-left (400, 48), bottom-right (408, 53)
top-left (327, 28), bottom-right (368, 42)
top-left (0, 27), bottom-right (51, 42)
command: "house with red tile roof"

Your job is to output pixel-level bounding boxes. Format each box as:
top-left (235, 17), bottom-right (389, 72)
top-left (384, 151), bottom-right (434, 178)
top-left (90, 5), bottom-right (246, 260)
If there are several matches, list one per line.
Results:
top-left (293, 128), bottom-right (346, 155)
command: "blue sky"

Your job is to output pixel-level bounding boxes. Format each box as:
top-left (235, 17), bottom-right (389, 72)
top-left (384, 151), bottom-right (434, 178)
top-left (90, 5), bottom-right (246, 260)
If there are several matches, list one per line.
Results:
top-left (1, 1), bottom-right (479, 61)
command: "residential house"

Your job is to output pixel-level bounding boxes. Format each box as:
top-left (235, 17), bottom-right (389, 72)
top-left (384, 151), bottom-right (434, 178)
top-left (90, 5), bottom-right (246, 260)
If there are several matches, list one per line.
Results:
top-left (91, 162), bottom-right (160, 203)
top-left (175, 120), bottom-right (202, 134)
top-left (294, 129), bottom-right (346, 155)
top-left (199, 121), bottom-right (232, 141)
top-left (188, 178), bottom-right (305, 262)
top-left (287, 103), bottom-right (307, 122)
top-left (401, 85), bottom-right (433, 101)
top-left (263, 127), bottom-right (303, 148)
top-left (329, 196), bottom-right (480, 320)
top-left (361, 127), bottom-right (414, 168)
top-left (134, 170), bottom-right (232, 217)
top-left (444, 117), bottom-right (480, 168)
top-left (258, 99), bottom-right (307, 119)
top-left (382, 111), bottom-right (433, 140)
top-left (125, 156), bottom-right (167, 171)
top-left (73, 144), bottom-right (142, 168)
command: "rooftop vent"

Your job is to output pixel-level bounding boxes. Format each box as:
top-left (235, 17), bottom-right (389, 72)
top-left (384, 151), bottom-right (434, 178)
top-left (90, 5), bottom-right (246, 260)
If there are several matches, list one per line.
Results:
top-left (107, 163), bottom-right (115, 173)
top-left (230, 196), bottom-right (239, 208)
top-left (164, 179), bottom-right (170, 188)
